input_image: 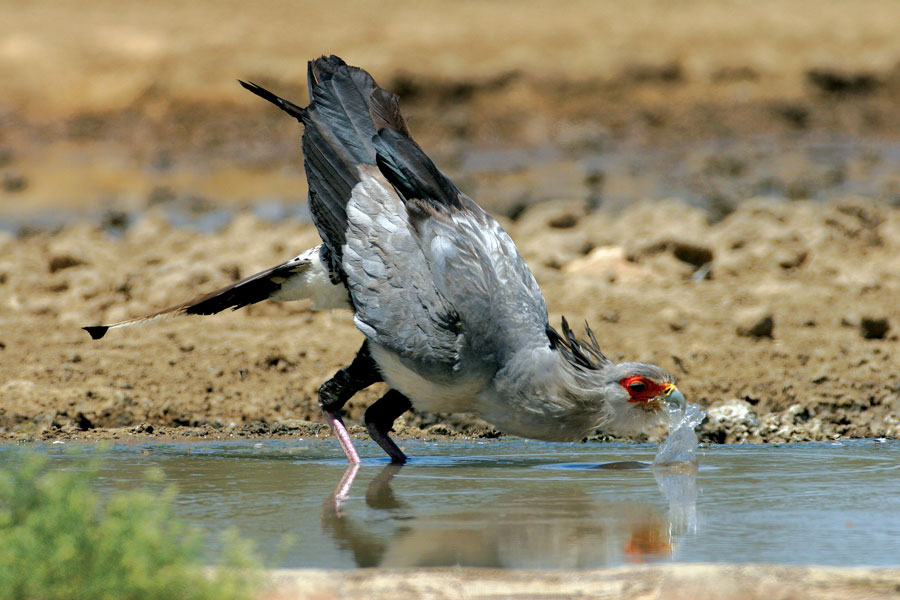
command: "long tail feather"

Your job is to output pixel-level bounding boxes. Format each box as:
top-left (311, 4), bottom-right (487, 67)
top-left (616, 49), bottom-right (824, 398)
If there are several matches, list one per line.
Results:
top-left (83, 249), bottom-right (319, 340)
top-left (238, 80), bottom-right (306, 121)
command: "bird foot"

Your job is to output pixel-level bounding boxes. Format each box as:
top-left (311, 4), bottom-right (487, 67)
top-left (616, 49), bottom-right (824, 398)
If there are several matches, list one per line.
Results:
top-left (366, 423), bottom-right (408, 464)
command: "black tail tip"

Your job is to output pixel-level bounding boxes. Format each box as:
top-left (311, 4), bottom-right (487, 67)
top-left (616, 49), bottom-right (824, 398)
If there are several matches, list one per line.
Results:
top-left (83, 325), bottom-right (109, 340)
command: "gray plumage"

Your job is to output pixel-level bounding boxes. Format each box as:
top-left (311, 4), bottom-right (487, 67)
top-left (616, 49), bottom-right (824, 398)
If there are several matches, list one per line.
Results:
top-left (85, 56), bottom-right (684, 462)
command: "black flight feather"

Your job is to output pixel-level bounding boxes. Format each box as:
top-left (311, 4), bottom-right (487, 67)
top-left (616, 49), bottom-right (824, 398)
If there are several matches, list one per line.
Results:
top-left (547, 317), bottom-right (611, 370)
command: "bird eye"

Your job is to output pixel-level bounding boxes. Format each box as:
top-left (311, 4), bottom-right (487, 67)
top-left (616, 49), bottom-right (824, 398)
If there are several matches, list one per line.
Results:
top-left (628, 380), bottom-right (648, 393)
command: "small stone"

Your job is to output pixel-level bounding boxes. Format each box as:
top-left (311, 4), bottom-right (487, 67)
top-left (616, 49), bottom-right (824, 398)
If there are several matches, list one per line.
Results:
top-left (629, 239), bottom-right (714, 268)
top-left (48, 254), bottom-right (85, 273)
top-left (74, 412), bottom-right (94, 431)
top-left (860, 317), bottom-right (890, 340)
top-left (776, 249), bottom-right (808, 270)
top-left (660, 306), bottom-right (688, 332)
top-left (2, 172), bottom-right (27, 193)
top-left (424, 423), bottom-right (455, 436)
top-left (736, 308), bottom-right (774, 338)
top-left (840, 313), bottom-right (859, 328)
top-left (702, 399), bottom-right (760, 443)
top-left (671, 241), bottom-right (714, 267)
top-left (547, 212), bottom-right (579, 229)
top-left (810, 371), bottom-right (829, 384)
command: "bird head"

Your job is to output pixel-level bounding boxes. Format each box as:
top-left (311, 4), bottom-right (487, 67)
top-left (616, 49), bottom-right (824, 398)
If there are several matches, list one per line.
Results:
top-left (547, 318), bottom-right (685, 436)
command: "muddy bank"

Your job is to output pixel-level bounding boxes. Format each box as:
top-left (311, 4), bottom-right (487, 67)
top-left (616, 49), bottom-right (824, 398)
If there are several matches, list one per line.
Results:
top-left (2, 198), bottom-right (898, 444)
top-left (263, 565), bottom-right (900, 600)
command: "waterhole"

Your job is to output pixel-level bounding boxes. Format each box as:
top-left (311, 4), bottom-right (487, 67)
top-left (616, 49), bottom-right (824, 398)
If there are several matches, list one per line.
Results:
top-left (2, 439), bottom-right (897, 568)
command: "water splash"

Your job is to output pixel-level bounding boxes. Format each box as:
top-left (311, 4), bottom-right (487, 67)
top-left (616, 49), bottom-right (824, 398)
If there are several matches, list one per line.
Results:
top-left (653, 402), bottom-right (706, 467)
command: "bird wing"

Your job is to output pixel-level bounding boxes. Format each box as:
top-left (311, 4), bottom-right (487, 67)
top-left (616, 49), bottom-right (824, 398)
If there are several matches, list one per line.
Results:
top-left (340, 164), bottom-right (462, 370)
top-left (347, 131), bottom-right (550, 370)
top-left (242, 56), bottom-right (550, 371)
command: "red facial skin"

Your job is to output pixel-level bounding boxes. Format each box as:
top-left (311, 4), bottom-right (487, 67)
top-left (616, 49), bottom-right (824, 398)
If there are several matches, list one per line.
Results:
top-left (619, 376), bottom-right (672, 404)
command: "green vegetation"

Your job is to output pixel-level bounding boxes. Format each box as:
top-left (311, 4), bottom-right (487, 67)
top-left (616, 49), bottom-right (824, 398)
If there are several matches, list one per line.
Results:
top-left (0, 455), bottom-right (258, 600)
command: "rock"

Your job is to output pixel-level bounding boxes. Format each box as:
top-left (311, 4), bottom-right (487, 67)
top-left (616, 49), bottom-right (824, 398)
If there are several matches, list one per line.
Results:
top-left (629, 239), bottom-right (714, 268)
top-left (48, 254), bottom-right (85, 273)
top-left (810, 371), bottom-right (829, 384)
top-left (563, 246), bottom-right (651, 283)
top-left (702, 399), bottom-right (760, 443)
top-left (671, 241), bottom-right (714, 267)
top-left (424, 423), bottom-right (457, 436)
top-left (547, 212), bottom-right (579, 229)
top-left (735, 308), bottom-right (774, 338)
top-left (131, 423), bottom-right (155, 434)
top-left (776, 248), bottom-right (808, 270)
top-left (74, 412), bottom-right (94, 431)
top-left (860, 317), bottom-right (889, 339)
top-left (518, 199), bottom-right (586, 229)
top-left (840, 313), bottom-right (859, 328)
top-left (2, 172), bottom-right (27, 193)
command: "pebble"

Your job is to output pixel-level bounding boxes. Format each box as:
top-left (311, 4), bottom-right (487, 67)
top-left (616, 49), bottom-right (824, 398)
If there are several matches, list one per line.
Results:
top-left (48, 254), bottom-right (85, 273)
top-left (702, 399), bottom-right (760, 443)
top-left (860, 317), bottom-right (889, 339)
top-left (629, 239), bottom-right (714, 268)
top-left (2, 171), bottom-right (27, 193)
top-left (671, 240), bottom-right (714, 267)
top-left (660, 306), bottom-right (688, 332)
top-left (735, 308), bottom-right (774, 338)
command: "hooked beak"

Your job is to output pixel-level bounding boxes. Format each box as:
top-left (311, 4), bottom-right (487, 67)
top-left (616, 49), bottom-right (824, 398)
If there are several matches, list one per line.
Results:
top-left (660, 384), bottom-right (686, 410)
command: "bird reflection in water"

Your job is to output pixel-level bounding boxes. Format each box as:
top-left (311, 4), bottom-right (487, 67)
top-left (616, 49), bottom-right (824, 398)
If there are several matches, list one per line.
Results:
top-left (322, 462), bottom-right (698, 568)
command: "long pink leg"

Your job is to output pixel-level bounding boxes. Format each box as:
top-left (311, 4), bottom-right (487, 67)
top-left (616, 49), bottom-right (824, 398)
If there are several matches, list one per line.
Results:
top-left (323, 410), bottom-right (361, 464)
top-left (317, 342), bottom-right (379, 463)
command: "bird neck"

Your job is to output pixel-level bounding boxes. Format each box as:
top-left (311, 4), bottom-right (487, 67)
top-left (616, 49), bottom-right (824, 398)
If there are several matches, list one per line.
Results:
top-left (478, 345), bottom-right (608, 441)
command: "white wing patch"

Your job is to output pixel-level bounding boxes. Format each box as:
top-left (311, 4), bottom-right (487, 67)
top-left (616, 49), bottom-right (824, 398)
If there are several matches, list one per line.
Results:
top-left (269, 247), bottom-right (351, 310)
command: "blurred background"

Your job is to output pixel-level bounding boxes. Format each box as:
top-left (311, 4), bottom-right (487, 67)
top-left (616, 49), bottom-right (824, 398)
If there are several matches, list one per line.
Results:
top-left (2, 0), bottom-right (900, 443)
top-left (4, 0), bottom-right (900, 230)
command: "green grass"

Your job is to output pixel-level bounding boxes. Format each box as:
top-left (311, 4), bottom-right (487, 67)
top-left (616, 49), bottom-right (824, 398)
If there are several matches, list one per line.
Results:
top-left (0, 454), bottom-right (259, 600)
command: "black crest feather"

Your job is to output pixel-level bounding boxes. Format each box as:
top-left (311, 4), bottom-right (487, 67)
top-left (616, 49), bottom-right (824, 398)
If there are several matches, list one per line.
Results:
top-left (547, 317), bottom-right (611, 370)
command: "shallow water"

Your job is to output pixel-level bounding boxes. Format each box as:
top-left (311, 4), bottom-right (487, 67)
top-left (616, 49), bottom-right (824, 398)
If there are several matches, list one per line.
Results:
top-left (2, 439), bottom-right (899, 569)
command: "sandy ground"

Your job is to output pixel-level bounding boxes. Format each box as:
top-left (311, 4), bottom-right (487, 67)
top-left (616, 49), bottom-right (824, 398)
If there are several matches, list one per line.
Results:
top-left (262, 565), bottom-right (900, 600)
top-left (2, 0), bottom-right (900, 445)
top-left (2, 197), bottom-right (899, 444)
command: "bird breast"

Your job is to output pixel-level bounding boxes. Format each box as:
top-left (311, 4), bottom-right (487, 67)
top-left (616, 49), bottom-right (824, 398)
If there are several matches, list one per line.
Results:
top-left (368, 343), bottom-right (488, 413)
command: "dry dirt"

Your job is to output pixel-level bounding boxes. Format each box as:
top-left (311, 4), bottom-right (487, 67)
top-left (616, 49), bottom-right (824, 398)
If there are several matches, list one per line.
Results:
top-left (264, 565), bottom-right (900, 600)
top-left (2, 197), bottom-right (899, 445)
top-left (2, 0), bottom-right (899, 446)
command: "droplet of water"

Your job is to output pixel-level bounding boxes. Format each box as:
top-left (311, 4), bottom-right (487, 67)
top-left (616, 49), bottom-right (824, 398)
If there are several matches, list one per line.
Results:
top-left (653, 402), bottom-right (706, 467)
